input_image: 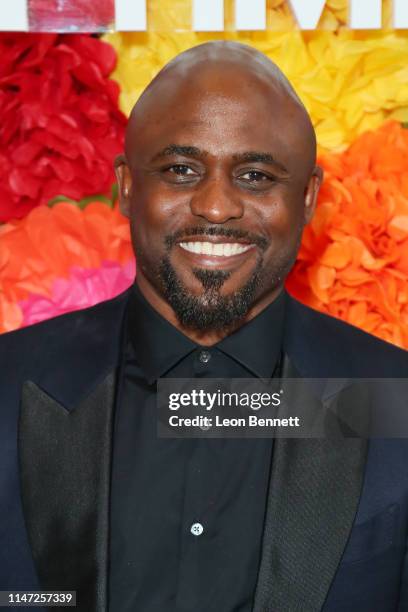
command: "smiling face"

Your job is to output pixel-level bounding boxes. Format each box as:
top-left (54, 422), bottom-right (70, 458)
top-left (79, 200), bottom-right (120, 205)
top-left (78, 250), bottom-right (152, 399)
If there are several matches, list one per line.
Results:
top-left (116, 44), bottom-right (322, 340)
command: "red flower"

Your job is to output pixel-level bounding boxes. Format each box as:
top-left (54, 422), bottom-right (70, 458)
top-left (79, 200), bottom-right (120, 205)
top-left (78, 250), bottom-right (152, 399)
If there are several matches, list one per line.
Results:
top-left (0, 33), bottom-right (126, 222)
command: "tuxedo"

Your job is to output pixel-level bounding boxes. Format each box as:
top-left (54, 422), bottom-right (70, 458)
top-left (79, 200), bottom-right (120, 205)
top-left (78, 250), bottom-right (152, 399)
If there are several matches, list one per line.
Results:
top-left (0, 287), bottom-right (407, 612)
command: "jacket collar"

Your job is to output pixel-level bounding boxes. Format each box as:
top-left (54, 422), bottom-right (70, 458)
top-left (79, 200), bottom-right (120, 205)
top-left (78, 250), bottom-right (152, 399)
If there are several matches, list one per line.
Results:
top-left (27, 288), bottom-right (131, 412)
top-left (23, 285), bottom-right (358, 411)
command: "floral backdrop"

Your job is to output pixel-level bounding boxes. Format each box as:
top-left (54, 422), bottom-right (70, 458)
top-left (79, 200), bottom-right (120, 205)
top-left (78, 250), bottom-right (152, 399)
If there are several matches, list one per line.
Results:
top-left (1, 1), bottom-right (407, 348)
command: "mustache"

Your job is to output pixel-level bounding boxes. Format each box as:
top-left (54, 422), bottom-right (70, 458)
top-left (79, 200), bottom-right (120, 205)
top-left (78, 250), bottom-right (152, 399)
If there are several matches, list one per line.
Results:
top-left (165, 226), bottom-right (268, 251)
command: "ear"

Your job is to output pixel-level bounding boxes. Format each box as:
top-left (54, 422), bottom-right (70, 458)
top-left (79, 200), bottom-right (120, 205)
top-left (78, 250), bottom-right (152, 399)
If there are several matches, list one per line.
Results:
top-left (114, 154), bottom-right (133, 218)
top-left (304, 165), bottom-right (323, 225)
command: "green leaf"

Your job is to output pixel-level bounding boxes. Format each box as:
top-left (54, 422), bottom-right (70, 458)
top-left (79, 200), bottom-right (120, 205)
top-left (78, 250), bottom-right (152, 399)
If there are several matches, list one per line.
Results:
top-left (47, 192), bottom-right (115, 210)
top-left (47, 195), bottom-right (77, 207)
top-left (77, 195), bottom-right (113, 210)
top-left (111, 182), bottom-right (119, 203)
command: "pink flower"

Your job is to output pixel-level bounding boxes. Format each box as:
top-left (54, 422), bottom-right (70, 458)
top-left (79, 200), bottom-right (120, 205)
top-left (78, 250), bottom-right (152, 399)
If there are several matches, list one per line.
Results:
top-left (19, 260), bottom-right (135, 326)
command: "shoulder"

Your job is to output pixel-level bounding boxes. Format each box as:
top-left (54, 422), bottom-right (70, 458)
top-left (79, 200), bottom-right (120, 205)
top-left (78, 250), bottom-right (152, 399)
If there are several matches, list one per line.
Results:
top-left (0, 289), bottom-right (130, 368)
top-left (285, 294), bottom-right (408, 377)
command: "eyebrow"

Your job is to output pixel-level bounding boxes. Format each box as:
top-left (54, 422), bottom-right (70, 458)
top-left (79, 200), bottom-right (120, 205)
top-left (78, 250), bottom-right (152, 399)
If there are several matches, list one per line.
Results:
top-left (151, 144), bottom-right (207, 161)
top-left (232, 151), bottom-right (289, 175)
top-left (151, 144), bottom-right (289, 175)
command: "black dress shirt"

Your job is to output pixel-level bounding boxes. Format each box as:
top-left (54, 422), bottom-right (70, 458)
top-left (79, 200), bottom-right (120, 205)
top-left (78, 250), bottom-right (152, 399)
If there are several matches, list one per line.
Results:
top-left (108, 284), bottom-right (286, 612)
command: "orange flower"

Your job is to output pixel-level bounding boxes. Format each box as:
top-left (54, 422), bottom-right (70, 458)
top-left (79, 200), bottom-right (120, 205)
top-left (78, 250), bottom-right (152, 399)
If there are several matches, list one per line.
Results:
top-left (0, 201), bottom-right (132, 303)
top-left (287, 121), bottom-right (408, 349)
top-left (0, 294), bottom-right (23, 334)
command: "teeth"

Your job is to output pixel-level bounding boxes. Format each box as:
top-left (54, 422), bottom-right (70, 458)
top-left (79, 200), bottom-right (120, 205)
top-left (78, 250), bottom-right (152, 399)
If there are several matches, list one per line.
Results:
top-left (179, 241), bottom-right (253, 256)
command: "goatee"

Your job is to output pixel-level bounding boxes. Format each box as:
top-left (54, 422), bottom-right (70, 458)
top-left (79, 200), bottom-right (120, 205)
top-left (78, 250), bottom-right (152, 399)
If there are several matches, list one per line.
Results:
top-left (158, 256), bottom-right (264, 331)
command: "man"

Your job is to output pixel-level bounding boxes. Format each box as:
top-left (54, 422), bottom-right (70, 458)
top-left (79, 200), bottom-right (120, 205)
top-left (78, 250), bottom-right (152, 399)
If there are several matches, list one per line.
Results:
top-left (0, 41), bottom-right (407, 612)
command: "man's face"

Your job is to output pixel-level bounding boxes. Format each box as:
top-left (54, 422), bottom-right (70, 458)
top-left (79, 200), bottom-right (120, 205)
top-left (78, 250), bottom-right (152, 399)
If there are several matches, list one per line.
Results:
top-left (117, 68), bottom-right (321, 330)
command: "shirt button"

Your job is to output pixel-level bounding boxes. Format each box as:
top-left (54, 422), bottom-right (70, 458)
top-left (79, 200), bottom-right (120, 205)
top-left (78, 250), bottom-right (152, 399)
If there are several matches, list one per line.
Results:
top-left (190, 522), bottom-right (204, 536)
top-left (199, 350), bottom-right (211, 364)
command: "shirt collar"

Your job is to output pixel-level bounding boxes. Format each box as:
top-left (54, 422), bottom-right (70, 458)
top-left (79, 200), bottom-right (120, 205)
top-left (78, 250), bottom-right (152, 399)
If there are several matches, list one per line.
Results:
top-left (127, 283), bottom-right (286, 383)
top-left (216, 289), bottom-right (286, 378)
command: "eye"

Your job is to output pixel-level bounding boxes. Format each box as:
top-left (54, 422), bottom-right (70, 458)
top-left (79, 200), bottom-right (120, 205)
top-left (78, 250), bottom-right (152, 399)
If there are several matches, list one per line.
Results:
top-left (236, 169), bottom-right (277, 191)
top-left (239, 170), bottom-right (270, 183)
top-left (167, 164), bottom-right (197, 177)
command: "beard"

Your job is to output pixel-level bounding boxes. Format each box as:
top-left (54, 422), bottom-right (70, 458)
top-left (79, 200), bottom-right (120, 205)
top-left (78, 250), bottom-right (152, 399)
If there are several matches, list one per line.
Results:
top-left (158, 254), bottom-right (265, 331)
top-left (136, 224), bottom-right (302, 332)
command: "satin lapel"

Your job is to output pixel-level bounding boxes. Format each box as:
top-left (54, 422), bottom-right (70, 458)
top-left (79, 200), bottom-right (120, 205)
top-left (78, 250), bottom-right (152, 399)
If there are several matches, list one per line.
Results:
top-left (18, 371), bottom-right (116, 612)
top-left (252, 355), bottom-right (368, 612)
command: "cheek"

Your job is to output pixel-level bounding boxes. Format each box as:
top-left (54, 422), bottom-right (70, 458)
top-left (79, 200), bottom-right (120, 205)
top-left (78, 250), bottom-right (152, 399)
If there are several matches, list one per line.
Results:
top-left (259, 192), bottom-right (305, 245)
top-left (129, 187), bottom-right (195, 267)
top-left (131, 190), bottom-right (167, 227)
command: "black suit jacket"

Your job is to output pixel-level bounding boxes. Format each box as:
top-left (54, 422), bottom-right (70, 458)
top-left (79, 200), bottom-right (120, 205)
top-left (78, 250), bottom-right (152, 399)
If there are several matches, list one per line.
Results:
top-left (0, 288), bottom-right (407, 612)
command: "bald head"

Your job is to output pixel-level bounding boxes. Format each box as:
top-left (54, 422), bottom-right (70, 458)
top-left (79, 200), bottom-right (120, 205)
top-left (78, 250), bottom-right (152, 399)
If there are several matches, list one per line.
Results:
top-left (143, 40), bottom-right (305, 107)
top-left (125, 41), bottom-right (316, 172)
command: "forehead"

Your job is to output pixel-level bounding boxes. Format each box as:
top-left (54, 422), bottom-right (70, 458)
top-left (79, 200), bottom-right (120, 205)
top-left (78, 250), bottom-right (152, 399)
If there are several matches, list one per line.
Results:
top-left (126, 67), bottom-right (313, 173)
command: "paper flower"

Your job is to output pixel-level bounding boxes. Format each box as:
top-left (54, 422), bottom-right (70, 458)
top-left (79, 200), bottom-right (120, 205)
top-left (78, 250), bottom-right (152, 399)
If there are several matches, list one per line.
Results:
top-left (287, 121), bottom-right (408, 349)
top-left (104, 29), bottom-right (408, 152)
top-left (0, 295), bottom-right (23, 335)
top-left (19, 260), bottom-right (135, 328)
top-left (0, 201), bottom-right (133, 303)
top-left (0, 33), bottom-right (126, 222)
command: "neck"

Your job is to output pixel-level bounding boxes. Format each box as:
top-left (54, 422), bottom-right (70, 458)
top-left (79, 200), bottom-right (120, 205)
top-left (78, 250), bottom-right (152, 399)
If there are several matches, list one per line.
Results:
top-left (135, 274), bottom-right (284, 346)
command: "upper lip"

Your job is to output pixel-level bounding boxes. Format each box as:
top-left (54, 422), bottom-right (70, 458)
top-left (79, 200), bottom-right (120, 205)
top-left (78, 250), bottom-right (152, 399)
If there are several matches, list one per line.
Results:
top-left (177, 236), bottom-right (254, 245)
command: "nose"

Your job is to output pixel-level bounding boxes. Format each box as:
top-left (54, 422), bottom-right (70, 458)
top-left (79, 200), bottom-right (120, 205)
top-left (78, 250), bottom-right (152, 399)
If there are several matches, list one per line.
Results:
top-left (189, 176), bottom-right (244, 224)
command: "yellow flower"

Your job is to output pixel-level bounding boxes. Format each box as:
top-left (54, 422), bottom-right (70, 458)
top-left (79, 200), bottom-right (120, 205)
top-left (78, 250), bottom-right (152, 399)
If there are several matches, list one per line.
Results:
top-left (105, 28), bottom-right (408, 152)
